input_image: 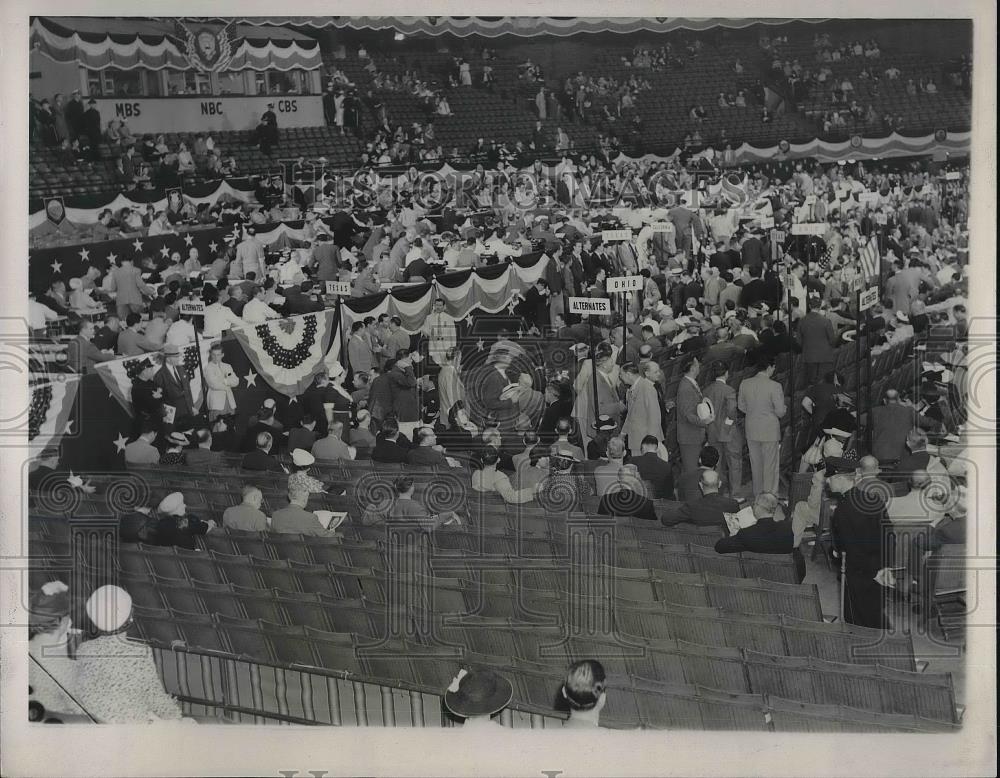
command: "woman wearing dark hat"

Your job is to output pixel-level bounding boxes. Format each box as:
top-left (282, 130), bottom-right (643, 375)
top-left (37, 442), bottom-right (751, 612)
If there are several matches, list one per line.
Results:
top-left (444, 668), bottom-right (513, 729)
top-left (587, 414), bottom-right (619, 460)
top-left (160, 431), bottom-right (189, 466)
top-left (560, 659), bottom-right (607, 728)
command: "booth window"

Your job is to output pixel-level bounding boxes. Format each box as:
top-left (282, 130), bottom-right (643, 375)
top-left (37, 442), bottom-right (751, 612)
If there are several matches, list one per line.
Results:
top-left (166, 70), bottom-right (212, 96)
top-left (217, 71), bottom-right (246, 95)
top-left (254, 69), bottom-right (312, 96)
top-left (86, 68), bottom-right (154, 97)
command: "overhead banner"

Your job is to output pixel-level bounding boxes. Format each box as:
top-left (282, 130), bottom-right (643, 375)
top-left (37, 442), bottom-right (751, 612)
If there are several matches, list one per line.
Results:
top-left (93, 96), bottom-right (323, 134)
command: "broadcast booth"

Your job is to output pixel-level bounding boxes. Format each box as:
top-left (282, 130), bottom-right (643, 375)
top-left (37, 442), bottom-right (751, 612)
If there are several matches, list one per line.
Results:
top-left (30, 16), bottom-right (325, 133)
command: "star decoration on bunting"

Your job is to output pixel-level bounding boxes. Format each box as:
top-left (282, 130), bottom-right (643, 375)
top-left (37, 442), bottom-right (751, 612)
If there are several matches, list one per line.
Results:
top-left (78, 247), bottom-right (90, 262)
top-left (107, 252), bottom-right (118, 264)
top-left (208, 241), bottom-right (219, 253)
top-left (50, 260), bottom-right (62, 274)
top-left (132, 239), bottom-right (144, 253)
top-left (506, 301), bottom-right (518, 314)
top-left (462, 313), bottom-right (474, 326)
top-left (183, 234), bottom-right (194, 247)
top-left (63, 420), bottom-right (73, 435)
top-left (113, 433), bottom-right (128, 453)
top-left (476, 339), bottom-right (485, 352)
top-left (288, 395), bottom-right (298, 404)
top-left (243, 370), bottom-right (258, 387)
top-left (159, 246), bottom-right (171, 258)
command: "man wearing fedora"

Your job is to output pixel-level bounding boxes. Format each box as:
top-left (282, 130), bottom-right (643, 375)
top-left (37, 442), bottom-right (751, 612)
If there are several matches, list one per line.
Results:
top-left (443, 668), bottom-right (513, 729)
top-left (154, 343), bottom-right (196, 428)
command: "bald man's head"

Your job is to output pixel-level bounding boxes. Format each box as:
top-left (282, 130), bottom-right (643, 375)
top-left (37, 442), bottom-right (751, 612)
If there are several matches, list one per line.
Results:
top-left (909, 469), bottom-right (930, 489)
top-left (885, 388), bottom-right (899, 402)
top-left (699, 469), bottom-right (721, 494)
top-left (858, 456), bottom-right (880, 476)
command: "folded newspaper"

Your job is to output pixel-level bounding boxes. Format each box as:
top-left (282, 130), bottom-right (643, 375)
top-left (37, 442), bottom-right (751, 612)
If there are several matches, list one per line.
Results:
top-left (722, 506), bottom-right (758, 536)
top-left (314, 511), bottom-right (348, 531)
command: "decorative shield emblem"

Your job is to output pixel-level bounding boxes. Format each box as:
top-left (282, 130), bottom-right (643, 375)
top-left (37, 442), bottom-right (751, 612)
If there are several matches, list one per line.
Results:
top-left (777, 139), bottom-right (790, 154)
top-left (933, 128), bottom-right (948, 142)
top-left (175, 20), bottom-right (237, 72)
top-left (850, 135), bottom-right (863, 148)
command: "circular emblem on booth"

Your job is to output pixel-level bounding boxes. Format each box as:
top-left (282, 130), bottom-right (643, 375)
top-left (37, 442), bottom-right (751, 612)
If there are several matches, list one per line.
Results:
top-left (777, 139), bottom-right (790, 154)
top-left (849, 135), bottom-right (863, 148)
top-left (933, 128), bottom-right (947, 142)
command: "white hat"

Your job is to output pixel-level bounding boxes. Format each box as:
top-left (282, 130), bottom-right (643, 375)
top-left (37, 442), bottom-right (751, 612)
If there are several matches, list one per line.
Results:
top-left (263, 398), bottom-right (276, 409)
top-left (823, 427), bottom-right (852, 438)
top-left (86, 585), bottom-right (133, 633)
top-left (896, 311), bottom-right (909, 323)
top-left (69, 278), bottom-right (83, 290)
top-left (157, 491), bottom-right (186, 516)
top-left (696, 398), bottom-right (714, 422)
top-left (167, 431), bottom-right (189, 447)
top-left (291, 448), bottom-right (315, 467)
top-left (328, 360), bottom-right (346, 379)
top-left (675, 316), bottom-right (691, 327)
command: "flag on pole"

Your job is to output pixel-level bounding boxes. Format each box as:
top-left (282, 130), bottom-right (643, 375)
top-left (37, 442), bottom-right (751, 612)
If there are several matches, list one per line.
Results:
top-left (859, 235), bottom-right (880, 281)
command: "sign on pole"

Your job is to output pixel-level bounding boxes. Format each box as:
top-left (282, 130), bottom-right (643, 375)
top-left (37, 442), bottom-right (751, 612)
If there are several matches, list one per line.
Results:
top-left (759, 215), bottom-right (775, 230)
top-left (606, 276), bottom-right (644, 293)
top-left (325, 280), bottom-right (352, 296)
top-left (650, 223), bottom-right (673, 233)
top-left (790, 223), bottom-right (827, 236)
top-left (601, 229), bottom-right (633, 242)
top-left (851, 275), bottom-right (865, 293)
top-left (874, 213), bottom-right (888, 225)
top-left (179, 300), bottom-right (206, 316)
top-left (859, 286), bottom-right (880, 312)
top-left (569, 297), bottom-right (612, 316)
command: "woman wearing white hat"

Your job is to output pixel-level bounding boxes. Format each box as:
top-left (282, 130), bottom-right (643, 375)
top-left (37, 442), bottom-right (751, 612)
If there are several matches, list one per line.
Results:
top-left (73, 585), bottom-right (184, 723)
top-left (153, 492), bottom-right (214, 550)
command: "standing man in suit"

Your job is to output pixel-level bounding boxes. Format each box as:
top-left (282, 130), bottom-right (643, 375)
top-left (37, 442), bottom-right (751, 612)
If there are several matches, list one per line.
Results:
top-left (675, 356), bottom-right (713, 473)
top-left (737, 357), bottom-right (786, 497)
top-left (621, 361), bottom-right (662, 456)
top-left (703, 362), bottom-right (743, 496)
top-left (107, 256), bottom-right (153, 320)
top-left (154, 343), bottom-right (196, 427)
top-left (389, 352), bottom-right (420, 439)
top-left (232, 226), bottom-right (266, 280)
top-left (797, 304), bottom-right (837, 383)
top-left (831, 456), bottom-right (891, 629)
top-left (347, 321), bottom-right (375, 375)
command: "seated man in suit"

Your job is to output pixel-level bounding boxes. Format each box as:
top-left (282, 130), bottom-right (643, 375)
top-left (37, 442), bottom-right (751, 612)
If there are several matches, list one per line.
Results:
top-left (597, 464), bottom-right (657, 521)
top-left (371, 417), bottom-right (410, 463)
top-left (714, 492), bottom-right (802, 581)
top-left (675, 446), bottom-right (720, 503)
top-left (242, 431), bottom-right (287, 473)
top-left (407, 426), bottom-right (453, 467)
top-left (630, 435), bottom-right (674, 499)
top-left (661, 469), bottom-right (737, 530)
top-left (271, 487), bottom-right (338, 536)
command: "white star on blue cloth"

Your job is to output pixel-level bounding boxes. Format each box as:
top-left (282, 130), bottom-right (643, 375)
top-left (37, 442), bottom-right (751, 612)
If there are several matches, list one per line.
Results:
top-left (159, 246), bottom-right (171, 258)
top-left (132, 239), bottom-right (144, 253)
top-left (476, 339), bottom-right (485, 352)
top-left (50, 260), bottom-right (62, 274)
top-left (63, 420), bottom-right (73, 435)
top-left (113, 433), bottom-right (128, 453)
top-left (78, 247), bottom-right (90, 262)
top-left (243, 370), bottom-right (258, 387)
top-left (107, 252), bottom-right (117, 264)
top-left (183, 234), bottom-right (194, 247)
top-left (208, 241), bottom-right (219, 253)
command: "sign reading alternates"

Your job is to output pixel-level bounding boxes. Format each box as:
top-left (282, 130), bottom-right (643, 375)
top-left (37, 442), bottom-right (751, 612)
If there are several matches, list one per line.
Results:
top-left (859, 286), bottom-right (880, 312)
top-left (601, 229), bottom-right (633, 242)
top-left (569, 297), bottom-right (612, 316)
top-left (607, 276), bottom-right (644, 293)
top-left (324, 281), bottom-right (352, 296)
top-left (791, 223), bottom-right (827, 236)
top-left (179, 300), bottom-right (206, 315)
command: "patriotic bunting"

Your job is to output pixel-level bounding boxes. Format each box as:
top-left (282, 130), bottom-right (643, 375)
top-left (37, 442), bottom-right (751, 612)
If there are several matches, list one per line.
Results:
top-left (28, 377), bottom-right (81, 453)
top-left (230, 311), bottom-right (336, 396)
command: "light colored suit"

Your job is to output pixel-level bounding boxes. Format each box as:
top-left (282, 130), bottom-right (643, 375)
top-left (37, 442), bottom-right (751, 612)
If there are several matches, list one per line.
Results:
top-left (623, 376), bottom-right (661, 454)
top-left (107, 264), bottom-right (152, 318)
top-left (704, 378), bottom-right (743, 495)
top-left (233, 238), bottom-right (265, 280)
top-left (737, 372), bottom-right (786, 496)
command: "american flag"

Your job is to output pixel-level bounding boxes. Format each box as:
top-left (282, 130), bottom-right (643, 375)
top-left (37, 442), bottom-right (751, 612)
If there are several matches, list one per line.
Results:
top-left (28, 377), bottom-right (80, 452)
top-left (859, 235), bottom-right (881, 282)
top-left (95, 342), bottom-right (211, 417)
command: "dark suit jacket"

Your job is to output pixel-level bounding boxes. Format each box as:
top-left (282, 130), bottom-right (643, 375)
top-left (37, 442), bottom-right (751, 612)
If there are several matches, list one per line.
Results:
top-left (831, 482), bottom-right (888, 575)
top-left (287, 428), bottom-right (318, 455)
top-left (407, 446), bottom-right (449, 466)
top-left (241, 449), bottom-right (285, 472)
top-left (371, 437), bottom-right (410, 463)
top-left (631, 452), bottom-right (675, 499)
top-left (597, 488), bottom-right (657, 521)
top-left (798, 312), bottom-right (837, 365)
top-left (715, 517), bottom-right (793, 554)
top-left (153, 364), bottom-right (194, 419)
top-left (663, 491), bottom-right (739, 528)
top-left (741, 237), bottom-right (765, 268)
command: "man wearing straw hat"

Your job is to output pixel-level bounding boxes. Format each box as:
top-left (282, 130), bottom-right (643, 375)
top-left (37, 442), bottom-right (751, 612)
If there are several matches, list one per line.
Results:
top-left (443, 668), bottom-right (513, 729)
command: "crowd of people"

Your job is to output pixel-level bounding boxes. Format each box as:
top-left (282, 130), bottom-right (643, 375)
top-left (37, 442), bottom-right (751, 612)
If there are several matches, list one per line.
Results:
top-left (27, 141), bottom-right (973, 725)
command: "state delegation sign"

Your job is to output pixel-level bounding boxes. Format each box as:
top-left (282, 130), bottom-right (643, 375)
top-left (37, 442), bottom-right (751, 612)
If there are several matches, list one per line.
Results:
top-left (607, 276), bottom-right (643, 293)
top-left (569, 297), bottom-right (612, 316)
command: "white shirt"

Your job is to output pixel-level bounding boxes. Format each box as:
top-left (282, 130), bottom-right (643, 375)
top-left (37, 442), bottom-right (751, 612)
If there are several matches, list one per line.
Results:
top-left (29, 300), bottom-right (60, 330)
top-left (203, 302), bottom-right (244, 338)
top-left (242, 297), bottom-right (281, 325)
